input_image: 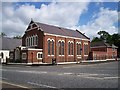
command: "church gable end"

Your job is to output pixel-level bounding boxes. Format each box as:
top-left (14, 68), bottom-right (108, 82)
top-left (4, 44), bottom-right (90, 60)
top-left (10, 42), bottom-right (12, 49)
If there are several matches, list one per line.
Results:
top-left (26, 20), bottom-right (39, 31)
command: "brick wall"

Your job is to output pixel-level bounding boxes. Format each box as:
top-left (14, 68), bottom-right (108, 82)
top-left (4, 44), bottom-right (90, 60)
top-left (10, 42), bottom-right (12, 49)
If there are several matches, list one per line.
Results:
top-left (90, 47), bottom-right (117, 60)
top-left (43, 35), bottom-right (90, 63)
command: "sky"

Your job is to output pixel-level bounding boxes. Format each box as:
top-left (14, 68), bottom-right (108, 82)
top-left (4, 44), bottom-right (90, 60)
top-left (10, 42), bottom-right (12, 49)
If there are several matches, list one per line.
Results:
top-left (1, 1), bottom-right (119, 40)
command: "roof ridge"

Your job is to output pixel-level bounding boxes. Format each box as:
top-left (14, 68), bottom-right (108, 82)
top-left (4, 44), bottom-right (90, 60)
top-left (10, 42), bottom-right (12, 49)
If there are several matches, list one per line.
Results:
top-left (33, 21), bottom-right (89, 40)
top-left (35, 22), bottom-right (76, 32)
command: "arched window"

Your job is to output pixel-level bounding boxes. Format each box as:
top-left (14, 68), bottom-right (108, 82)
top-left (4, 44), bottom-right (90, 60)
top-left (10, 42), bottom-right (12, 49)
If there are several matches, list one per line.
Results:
top-left (80, 44), bottom-right (82, 55)
top-left (29, 36), bottom-right (31, 46)
top-left (31, 36), bottom-right (33, 46)
top-left (34, 35), bottom-right (36, 46)
top-left (68, 41), bottom-right (74, 55)
top-left (51, 40), bottom-right (54, 55)
top-left (71, 43), bottom-right (73, 55)
top-left (36, 35), bottom-right (38, 46)
top-left (26, 38), bottom-right (27, 46)
top-left (84, 44), bottom-right (88, 55)
top-left (33, 35), bottom-right (35, 46)
top-left (59, 41), bottom-right (61, 55)
top-left (68, 42), bottom-right (71, 55)
top-left (61, 41), bottom-right (64, 55)
top-left (77, 43), bottom-right (82, 55)
top-left (29, 37), bottom-right (30, 46)
top-left (58, 40), bottom-right (65, 56)
top-left (27, 37), bottom-right (29, 46)
top-left (48, 40), bottom-right (51, 55)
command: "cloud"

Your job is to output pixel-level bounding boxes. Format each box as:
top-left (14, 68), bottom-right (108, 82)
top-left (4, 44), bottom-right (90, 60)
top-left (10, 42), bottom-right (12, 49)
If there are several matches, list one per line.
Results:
top-left (2, 2), bottom-right (89, 37)
top-left (2, 2), bottom-right (118, 40)
top-left (76, 7), bottom-right (118, 39)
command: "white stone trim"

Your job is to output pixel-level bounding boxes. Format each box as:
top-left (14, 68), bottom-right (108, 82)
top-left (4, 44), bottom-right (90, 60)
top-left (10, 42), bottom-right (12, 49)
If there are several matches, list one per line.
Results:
top-left (58, 39), bottom-right (65, 42)
top-left (47, 38), bottom-right (51, 41)
top-left (68, 40), bottom-right (74, 43)
top-left (57, 62), bottom-right (77, 65)
top-left (77, 55), bottom-right (81, 57)
top-left (27, 22), bottom-right (39, 31)
top-left (27, 27), bottom-right (38, 31)
top-left (84, 55), bottom-right (88, 56)
top-left (44, 33), bottom-right (90, 41)
top-left (48, 55), bottom-right (51, 56)
top-left (51, 55), bottom-right (54, 56)
top-left (47, 55), bottom-right (54, 56)
top-left (23, 48), bottom-right (43, 51)
top-left (47, 38), bottom-right (55, 41)
top-left (76, 41), bottom-right (81, 44)
top-left (59, 54), bottom-right (65, 56)
top-left (68, 55), bottom-right (74, 56)
top-left (84, 42), bottom-right (88, 45)
top-left (77, 56), bottom-right (81, 59)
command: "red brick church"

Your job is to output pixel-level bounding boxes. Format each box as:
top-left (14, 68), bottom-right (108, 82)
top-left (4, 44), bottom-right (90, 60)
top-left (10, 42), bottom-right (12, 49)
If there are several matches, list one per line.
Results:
top-left (10, 20), bottom-right (90, 64)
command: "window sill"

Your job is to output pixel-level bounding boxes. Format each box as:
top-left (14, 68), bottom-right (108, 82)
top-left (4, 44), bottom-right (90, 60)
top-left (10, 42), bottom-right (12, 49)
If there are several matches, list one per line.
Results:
top-left (48, 55), bottom-right (54, 56)
top-left (59, 55), bottom-right (64, 56)
top-left (37, 58), bottom-right (42, 60)
top-left (68, 55), bottom-right (74, 56)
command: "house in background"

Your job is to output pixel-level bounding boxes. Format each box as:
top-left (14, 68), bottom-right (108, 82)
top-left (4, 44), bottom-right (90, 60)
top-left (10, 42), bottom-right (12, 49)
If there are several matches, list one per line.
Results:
top-left (89, 41), bottom-right (118, 60)
top-left (0, 37), bottom-right (22, 63)
top-left (10, 20), bottom-right (90, 64)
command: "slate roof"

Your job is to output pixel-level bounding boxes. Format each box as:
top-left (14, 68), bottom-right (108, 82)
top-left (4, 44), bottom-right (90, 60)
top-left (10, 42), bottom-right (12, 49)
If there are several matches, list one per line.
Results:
top-left (0, 37), bottom-right (22, 50)
top-left (35, 22), bottom-right (89, 40)
top-left (91, 41), bottom-right (118, 48)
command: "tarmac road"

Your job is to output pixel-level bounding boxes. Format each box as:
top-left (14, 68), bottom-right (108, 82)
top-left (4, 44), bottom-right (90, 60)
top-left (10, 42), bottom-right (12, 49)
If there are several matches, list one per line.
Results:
top-left (1, 61), bottom-right (120, 89)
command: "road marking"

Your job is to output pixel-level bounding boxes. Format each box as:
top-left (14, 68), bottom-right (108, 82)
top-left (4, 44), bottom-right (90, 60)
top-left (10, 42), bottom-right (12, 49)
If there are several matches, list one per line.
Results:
top-left (18, 71), bottom-right (47, 74)
top-left (2, 81), bottom-right (29, 89)
top-left (77, 74), bottom-right (119, 80)
top-left (2, 69), bottom-right (47, 74)
top-left (62, 64), bottom-right (97, 68)
top-left (103, 76), bottom-right (119, 79)
top-left (63, 73), bottom-right (73, 75)
top-left (27, 82), bottom-right (57, 88)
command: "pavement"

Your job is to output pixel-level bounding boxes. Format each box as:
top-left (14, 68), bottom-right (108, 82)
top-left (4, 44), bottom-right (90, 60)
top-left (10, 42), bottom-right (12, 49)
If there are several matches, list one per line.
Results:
top-left (5, 58), bottom-right (120, 66)
top-left (1, 61), bottom-right (119, 89)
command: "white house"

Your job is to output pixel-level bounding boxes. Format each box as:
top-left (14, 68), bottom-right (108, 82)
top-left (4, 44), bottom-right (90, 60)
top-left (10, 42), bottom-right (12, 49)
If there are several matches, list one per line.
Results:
top-left (0, 37), bottom-right (22, 63)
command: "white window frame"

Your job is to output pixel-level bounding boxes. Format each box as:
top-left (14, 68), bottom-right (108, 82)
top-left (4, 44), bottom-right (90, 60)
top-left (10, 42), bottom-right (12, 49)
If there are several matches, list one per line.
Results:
top-left (22, 53), bottom-right (27, 60)
top-left (32, 36), bottom-right (34, 46)
top-left (47, 38), bottom-right (55, 56)
top-left (37, 52), bottom-right (43, 60)
top-left (76, 42), bottom-right (82, 56)
top-left (10, 53), bottom-right (14, 59)
top-left (36, 35), bottom-right (38, 46)
top-left (68, 41), bottom-right (74, 56)
top-left (84, 42), bottom-right (89, 56)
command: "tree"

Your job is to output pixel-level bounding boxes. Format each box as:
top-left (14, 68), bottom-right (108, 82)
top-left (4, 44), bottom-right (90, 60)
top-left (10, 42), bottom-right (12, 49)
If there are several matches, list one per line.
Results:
top-left (13, 35), bottom-right (22, 39)
top-left (0, 32), bottom-right (7, 37)
top-left (91, 31), bottom-right (120, 57)
top-left (91, 37), bottom-right (102, 42)
top-left (97, 31), bottom-right (111, 42)
top-left (111, 34), bottom-right (120, 56)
